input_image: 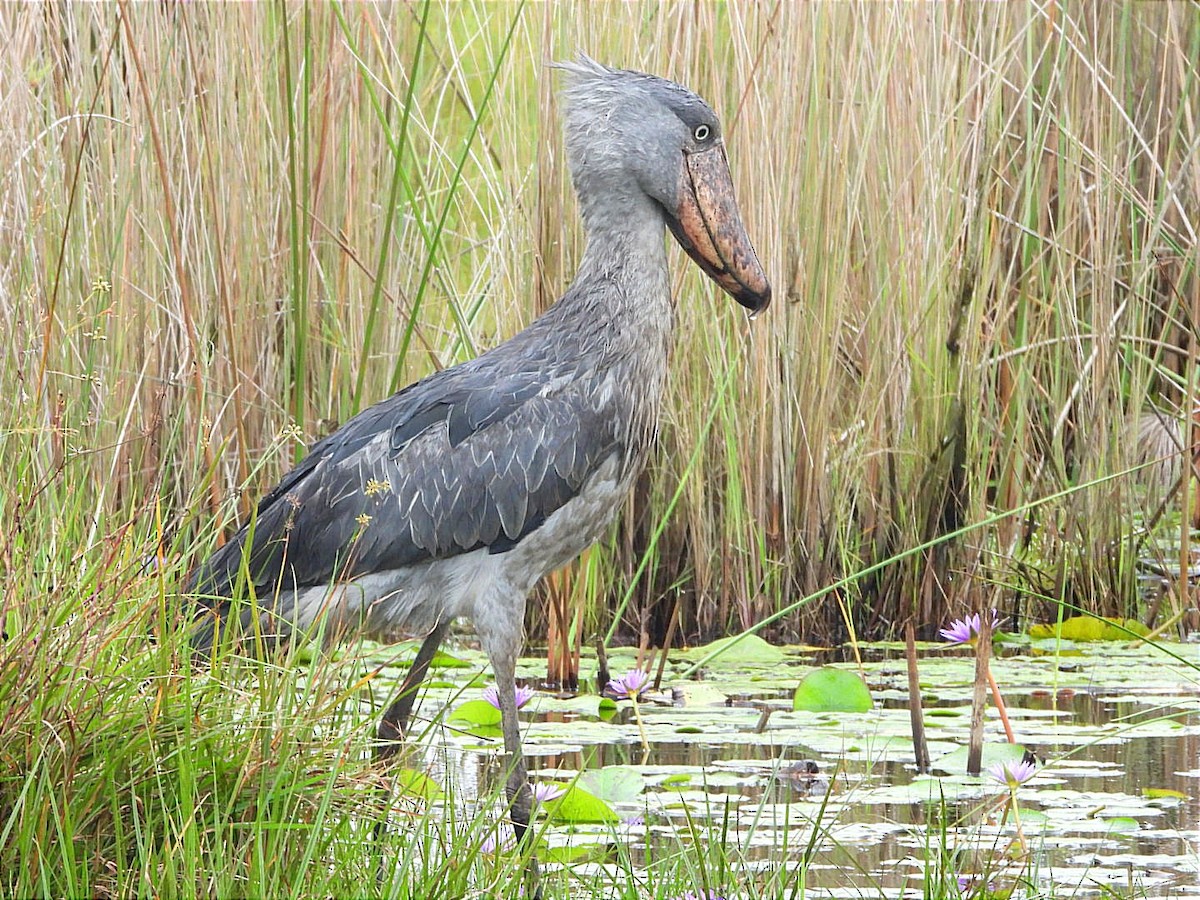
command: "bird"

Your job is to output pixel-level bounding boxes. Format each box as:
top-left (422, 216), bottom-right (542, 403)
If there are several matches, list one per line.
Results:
top-left (187, 54), bottom-right (769, 861)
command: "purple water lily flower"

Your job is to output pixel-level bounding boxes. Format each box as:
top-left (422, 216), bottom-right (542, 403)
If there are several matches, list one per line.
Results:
top-left (531, 782), bottom-right (566, 804)
top-left (480, 830), bottom-right (514, 854)
top-left (668, 891), bottom-right (725, 900)
top-left (482, 683), bottom-right (536, 710)
top-left (988, 758), bottom-right (1037, 789)
top-left (939, 610), bottom-right (1001, 645)
top-left (606, 668), bottom-right (651, 699)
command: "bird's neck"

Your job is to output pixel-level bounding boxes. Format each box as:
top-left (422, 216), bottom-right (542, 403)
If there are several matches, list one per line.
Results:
top-left (569, 190), bottom-right (673, 323)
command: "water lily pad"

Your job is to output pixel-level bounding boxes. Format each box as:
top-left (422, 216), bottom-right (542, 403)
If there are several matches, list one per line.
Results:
top-left (546, 785), bottom-right (619, 824)
top-left (540, 843), bottom-right (610, 864)
top-left (932, 742), bottom-right (1028, 776)
top-left (792, 667), bottom-right (873, 713)
top-left (1028, 616), bottom-right (1149, 642)
top-left (682, 633), bottom-right (786, 664)
top-left (448, 699), bottom-right (501, 727)
top-left (578, 766), bottom-right (645, 803)
top-left (1102, 816), bottom-right (1141, 832)
top-left (1142, 787), bottom-right (1188, 800)
top-left (394, 768), bottom-right (443, 800)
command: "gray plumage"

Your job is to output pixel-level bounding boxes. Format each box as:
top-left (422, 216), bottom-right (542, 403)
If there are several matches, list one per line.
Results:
top-left (187, 55), bottom-right (769, 872)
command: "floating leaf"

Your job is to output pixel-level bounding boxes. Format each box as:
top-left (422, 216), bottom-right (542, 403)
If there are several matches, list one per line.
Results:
top-left (684, 633), bottom-right (786, 664)
top-left (394, 768), bottom-right (443, 800)
top-left (579, 766), bottom-right (645, 803)
top-left (793, 667), bottom-right (872, 712)
top-left (1028, 616), bottom-right (1149, 642)
top-left (448, 699), bottom-right (501, 727)
top-left (546, 785), bottom-right (619, 824)
top-left (1103, 816), bottom-right (1141, 833)
top-left (540, 843), bottom-right (610, 865)
top-left (933, 743), bottom-right (1028, 776)
top-left (1143, 788), bottom-right (1187, 800)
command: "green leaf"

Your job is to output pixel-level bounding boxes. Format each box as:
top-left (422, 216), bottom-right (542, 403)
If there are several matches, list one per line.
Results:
top-left (394, 768), bottom-right (443, 800)
top-left (684, 633), bottom-right (786, 664)
top-left (1028, 615), bottom-right (1149, 642)
top-left (540, 843), bottom-right (610, 864)
top-left (448, 699), bottom-right (501, 727)
top-left (547, 785), bottom-right (619, 824)
top-left (578, 766), bottom-right (644, 803)
top-left (792, 667), bottom-right (872, 712)
top-left (933, 742), bottom-right (1027, 776)
top-left (1143, 788), bottom-right (1188, 800)
top-left (1103, 816), bottom-right (1141, 832)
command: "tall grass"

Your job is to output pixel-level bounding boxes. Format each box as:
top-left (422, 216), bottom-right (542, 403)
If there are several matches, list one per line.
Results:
top-left (3, 3), bottom-right (1197, 647)
top-left (0, 1), bottom-right (1197, 892)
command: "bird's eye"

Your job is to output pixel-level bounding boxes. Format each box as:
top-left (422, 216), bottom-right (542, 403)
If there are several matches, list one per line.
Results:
top-left (693, 124), bottom-right (711, 142)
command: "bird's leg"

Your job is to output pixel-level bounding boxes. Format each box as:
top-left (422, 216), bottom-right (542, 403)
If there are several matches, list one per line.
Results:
top-left (490, 652), bottom-right (541, 898)
top-left (490, 653), bottom-right (534, 840)
top-left (375, 619), bottom-right (450, 763)
top-left (373, 619), bottom-right (452, 885)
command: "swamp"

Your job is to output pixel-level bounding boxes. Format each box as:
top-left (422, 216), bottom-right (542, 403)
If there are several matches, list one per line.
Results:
top-left (1, 2), bottom-right (1198, 898)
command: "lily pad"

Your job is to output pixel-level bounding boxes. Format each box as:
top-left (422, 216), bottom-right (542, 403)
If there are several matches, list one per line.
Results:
top-left (1028, 616), bottom-right (1149, 642)
top-left (1142, 788), bottom-right (1188, 800)
top-left (933, 742), bottom-right (1028, 776)
top-left (682, 633), bottom-right (786, 664)
top-left (546, 785), bottom-right (619, 824)
top-left (578, 766), bottom-right (645, 803)
top-left (394, 768), bottom-right (443, 800)
top-left (448, 699), bottom-right (501, 727)
top-left (793, 667), bottom-right (873, 713)
top-left (540, 843), bottom-right (611, 864)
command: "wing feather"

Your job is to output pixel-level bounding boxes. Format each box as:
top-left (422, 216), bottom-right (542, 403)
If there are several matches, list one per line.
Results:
top-left (188, 361), bottom-right (625, 601)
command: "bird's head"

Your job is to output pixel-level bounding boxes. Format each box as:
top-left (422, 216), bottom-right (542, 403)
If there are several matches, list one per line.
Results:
top-left (556, 55), bottom-right (771, 314)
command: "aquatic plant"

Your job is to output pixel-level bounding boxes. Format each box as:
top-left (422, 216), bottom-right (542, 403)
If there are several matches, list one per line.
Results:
top-left (482, 684), bottom-right (537, 710)
top-left (606, 668), bottom-right (651, 699)
top-left (990, 757), bottom-right (1038, 853)
top-left (988, 758), bottom-right (1037, 789)
top-left (942, 611), bottom-right (1016, 745)
top-left (939, 610), bottom-right (1000, 646)
top-left (607, 668), bottom-right (652, 755)
top-left (531, 782), bottom-right (566, 804)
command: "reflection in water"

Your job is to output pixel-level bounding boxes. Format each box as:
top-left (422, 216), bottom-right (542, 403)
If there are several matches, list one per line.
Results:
top-left (399, 645), bottom-right (1200, 898)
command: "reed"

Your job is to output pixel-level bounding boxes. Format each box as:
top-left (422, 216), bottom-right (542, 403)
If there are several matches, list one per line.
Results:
top-left (4, 3), bottom-right (1196, 648)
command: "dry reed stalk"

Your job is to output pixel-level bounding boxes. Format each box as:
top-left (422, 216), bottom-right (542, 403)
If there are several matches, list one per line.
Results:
top-left (0, 2), bottom-right (1195, 649)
